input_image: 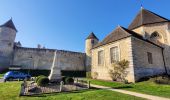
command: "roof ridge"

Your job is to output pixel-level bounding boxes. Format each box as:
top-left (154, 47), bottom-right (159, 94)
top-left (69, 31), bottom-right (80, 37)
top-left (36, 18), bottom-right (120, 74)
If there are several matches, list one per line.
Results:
top-left (0, 19), bottom-right (17, 32)
top-left (144, 9), bottom-right (169, 21)
top-left (128, 8), bottom-right (170, 30)
top-left (118, 26), bottom-right (133, 36)
top-left (86, 32), bottom-right (98, 40)
top-left (93, 26), bottom-right (162, 49)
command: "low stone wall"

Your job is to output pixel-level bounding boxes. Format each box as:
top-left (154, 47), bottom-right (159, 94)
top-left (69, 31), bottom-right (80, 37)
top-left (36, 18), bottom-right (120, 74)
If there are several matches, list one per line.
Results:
top-left (91, 37), bottom-right (135, 82)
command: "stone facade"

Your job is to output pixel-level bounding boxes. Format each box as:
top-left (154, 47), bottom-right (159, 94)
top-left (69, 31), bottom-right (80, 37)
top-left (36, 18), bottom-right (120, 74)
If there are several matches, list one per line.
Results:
top-left (12, 47), bottom-right (55, 70)
top-left (0, 27), bottom-right (16, 71)
top-left (91, 37), bottom-right (135, 82)
top-left (131, 37), bottom-right (165, 81)
top-left (132, 22), bottom-right (170, 74)
top-left (85, 38), bottom-right (98, 71)
top-left (12, 47), bottom-right (86, 71)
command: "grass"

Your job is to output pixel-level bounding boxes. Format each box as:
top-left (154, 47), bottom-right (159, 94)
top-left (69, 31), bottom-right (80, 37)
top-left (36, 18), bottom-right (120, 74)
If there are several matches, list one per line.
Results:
top-left (88, 78), bottom-right (170, 98)
top-left (0, 82), bottom-right (145, 100)
top-left (0, 73), bottom-right (4, 78)
top-left (0, 72), bottom-right (5, 78)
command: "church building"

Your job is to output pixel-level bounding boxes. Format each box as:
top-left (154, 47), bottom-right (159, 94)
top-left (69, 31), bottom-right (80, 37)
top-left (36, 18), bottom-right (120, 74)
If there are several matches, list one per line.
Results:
top-left (89, 8), bottom-right (170, 82)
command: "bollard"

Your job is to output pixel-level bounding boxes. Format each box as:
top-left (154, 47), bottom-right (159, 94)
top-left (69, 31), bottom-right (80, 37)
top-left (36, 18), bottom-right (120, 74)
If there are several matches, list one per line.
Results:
top-left (19, 83), bottom-right (24, 96)
top-left (60, 81), bottom-right (64, 92)
top-left (88, 81), bottom-right (90, 89)
top-left (76, 78), bottom-right (78, 83)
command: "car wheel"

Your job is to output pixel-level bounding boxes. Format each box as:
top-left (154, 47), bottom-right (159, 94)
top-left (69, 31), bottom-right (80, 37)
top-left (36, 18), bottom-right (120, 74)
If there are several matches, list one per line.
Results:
top-left (24, 76), bottom-right (30, 81)
top-left (7, 77), bottom-right (14, 81)
top-left (3, 79), bottom-right (6, 82)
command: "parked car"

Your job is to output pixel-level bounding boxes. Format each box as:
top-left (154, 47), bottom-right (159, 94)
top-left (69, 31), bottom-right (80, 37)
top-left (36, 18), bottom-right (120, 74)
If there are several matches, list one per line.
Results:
top-left (3, 71), bottom-right (31, 81)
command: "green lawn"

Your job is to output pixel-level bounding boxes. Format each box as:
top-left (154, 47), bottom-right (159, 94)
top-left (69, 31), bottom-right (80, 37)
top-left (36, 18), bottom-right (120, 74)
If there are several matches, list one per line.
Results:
top-left (0, 82), bottom-right (145, 100)
top-left (88, 79), bottom-right (170, 98)
top-left (0, 74), bottom-right (4, 78)
top-left (0, 72), bottom-right (5, 78)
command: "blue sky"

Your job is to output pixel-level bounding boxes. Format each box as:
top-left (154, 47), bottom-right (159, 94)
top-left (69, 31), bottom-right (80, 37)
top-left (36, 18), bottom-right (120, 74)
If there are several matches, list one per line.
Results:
top-left (0, 0), bottom-right (169, 52)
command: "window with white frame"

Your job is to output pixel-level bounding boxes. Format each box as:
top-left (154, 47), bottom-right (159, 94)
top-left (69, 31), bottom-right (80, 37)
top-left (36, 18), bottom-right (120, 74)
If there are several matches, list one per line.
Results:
top-left (98, 50), bottom-right (104, 65)
top-left (110, 46), bottom-right (119, 63)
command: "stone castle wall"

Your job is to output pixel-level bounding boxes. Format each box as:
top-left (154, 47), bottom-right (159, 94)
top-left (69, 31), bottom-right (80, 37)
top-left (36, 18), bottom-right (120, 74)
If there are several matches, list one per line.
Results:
top-left (56, 50), bottom-right (86, 71)
top-left (91, 37), bottom-right (135, 82)
top-left (132, 37), bottom-right (165, 81)
top-left (12, 47), bottom-right (86, 71)
top-left (13, 47), bottom-right (55, 70)
top-left (0, 27), bottom-right (16, 70)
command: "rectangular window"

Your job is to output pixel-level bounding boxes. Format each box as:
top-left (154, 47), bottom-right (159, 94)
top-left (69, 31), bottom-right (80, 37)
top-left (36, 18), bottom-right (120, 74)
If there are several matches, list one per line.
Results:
top-left (147, 52), bottom-right (153, 64)
top-left (110, 46), bottom-right (119, 63)
top-left (98, 50), bottom-right (104, 65)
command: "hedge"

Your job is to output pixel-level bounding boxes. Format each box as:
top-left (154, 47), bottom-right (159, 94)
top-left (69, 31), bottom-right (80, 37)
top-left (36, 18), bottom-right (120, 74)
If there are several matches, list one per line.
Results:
top-left (35, 75), bottom-right (46, 82)
top-left (19, 69), bottom-right (50, 77)
top-left (37, 76), bottom-right (49, 86)
top-left (61, 71), bottom-right (86, 77)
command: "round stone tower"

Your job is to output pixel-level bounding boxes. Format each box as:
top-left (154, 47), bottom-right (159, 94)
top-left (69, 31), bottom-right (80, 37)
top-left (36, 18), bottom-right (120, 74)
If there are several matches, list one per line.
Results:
top-left (0, 19), bottom-right (17, 72)
top-left (85, 32), bottom-right (98, 71)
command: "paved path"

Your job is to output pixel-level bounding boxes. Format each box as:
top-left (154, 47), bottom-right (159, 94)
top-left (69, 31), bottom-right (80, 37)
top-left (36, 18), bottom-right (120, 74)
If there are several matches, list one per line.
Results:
top-left (0, 78), bottom-right (4, 83)
top-left (91, 84), bottom-right (170, 100)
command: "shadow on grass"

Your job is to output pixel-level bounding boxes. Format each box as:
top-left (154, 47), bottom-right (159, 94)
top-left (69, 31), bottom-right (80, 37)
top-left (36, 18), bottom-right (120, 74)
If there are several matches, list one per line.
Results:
top-left (113, 85), bottom-right (133, 89)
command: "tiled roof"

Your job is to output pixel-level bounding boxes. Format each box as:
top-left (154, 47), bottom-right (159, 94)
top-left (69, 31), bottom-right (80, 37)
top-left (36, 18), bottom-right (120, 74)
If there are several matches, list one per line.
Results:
top-left (128, 8), bottom-right (170, 30)
top-left (0, 19), bottom-right (17, 32)
top-left (93, 26), bottom-right (162, 49)
top-left (86, 32), bottom-right (98, 40)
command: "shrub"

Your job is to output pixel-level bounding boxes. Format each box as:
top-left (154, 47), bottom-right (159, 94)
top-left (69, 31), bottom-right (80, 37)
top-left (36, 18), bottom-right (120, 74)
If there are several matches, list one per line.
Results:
top-left (62, 76), bottom-right (67, 84)
top-left (138, 77), bottom-right (150, 82)
top-left (92, 72), bottom-right (98, 79)
top-left (37, 76), bottom-right (49, 86)
top-left (35, 75), bottom-right (46, 82)
top-left (153, 76), bottom-right (170, 84)
top-left (109, 59), bottom-right (129, 82)
top-left (65, 77), bottom-right (74, 84)
top-left (86, 72), bottom-right (91, 78)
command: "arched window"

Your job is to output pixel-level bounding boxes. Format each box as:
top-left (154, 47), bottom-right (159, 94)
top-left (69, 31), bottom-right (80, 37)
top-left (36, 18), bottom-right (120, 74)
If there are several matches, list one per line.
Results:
top-left (150, 31), bottom-right (161, 39)
top-left (150, 31), bottom-right (164, 43)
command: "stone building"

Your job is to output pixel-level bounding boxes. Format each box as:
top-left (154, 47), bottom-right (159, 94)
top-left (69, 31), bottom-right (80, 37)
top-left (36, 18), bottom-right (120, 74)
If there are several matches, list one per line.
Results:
top-left (0, 8), bottom-right (170, 82)
top-left (90, 8), bottom-right (170, 82)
